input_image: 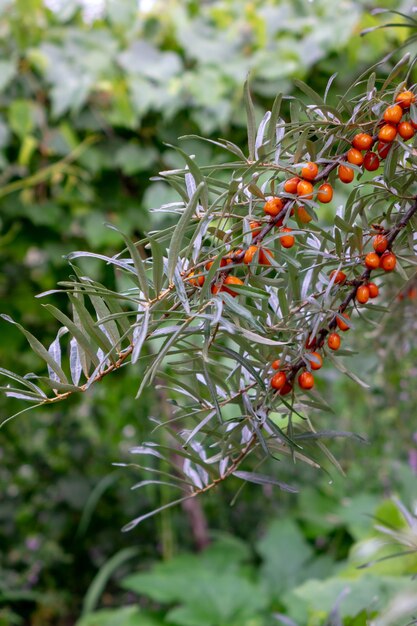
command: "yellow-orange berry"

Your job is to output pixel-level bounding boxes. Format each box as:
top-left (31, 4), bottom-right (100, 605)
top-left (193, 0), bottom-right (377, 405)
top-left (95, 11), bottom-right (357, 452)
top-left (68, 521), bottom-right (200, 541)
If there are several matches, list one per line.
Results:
top-left (378, 124), bottom-right (397, 142)
top-left (223, 275), bottom-right (244, 296)
top-left (365, 252), bottom-right (380, 270)
top-left (243, 246), bottom-right (258, 264)
top-left (301, 162), bottom-right (318, 181)
top-left (327, 332), bottom-right (341, 351)
top-left (398, 121), bottom-right (415, 140)
top-left (347, 148), bottom-right (364, 166)
top-left (284, 177), bottom-right (300, 194)
top-left (250, 221), bottom-right (262, 238)
top-left (272, 359), bottom-right (281, 370)
top-left (298, 371), bottom-right (314, 390)
top-left (264, 197), bottom-right (284, 217)
top-left (383, 104), bottom-right (403, 124)
top-left (296, 179), bottom-right (314, 199)
top-left (280, 227), bottom-right (295, 249)
top-left (259, 248), bottom-right (274, 265)
top-left (336, 313), bottom-right (350, 332)
top-left (317, 183), bottom-right (333, 204)
top-left (338, 164), bottom-right (354, 183)
top-left (373, 234), bottom-right (388, 254)
top-left (309, 352), bottom-right (323, 370)
top-left (295, 206), bottom-right (312, 223)
top-left (395, 90), bottom-right (416, 109)
top-left (379, 251), bottom-right (396, 272)
top-left (352, 133), bottom-right (373, 151)
top-left (356, 285), bottom-right (370, 304)
top-left (188, 271), bottom-right (205, 287)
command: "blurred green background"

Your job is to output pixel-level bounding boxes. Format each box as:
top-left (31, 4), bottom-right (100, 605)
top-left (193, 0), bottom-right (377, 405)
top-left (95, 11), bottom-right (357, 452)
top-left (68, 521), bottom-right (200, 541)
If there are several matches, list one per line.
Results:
top-left (1, 1), bottom-right (417, 624)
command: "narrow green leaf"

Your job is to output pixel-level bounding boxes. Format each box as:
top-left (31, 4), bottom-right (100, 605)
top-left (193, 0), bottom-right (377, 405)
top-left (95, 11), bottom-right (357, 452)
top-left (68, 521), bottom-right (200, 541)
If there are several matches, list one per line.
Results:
top-left (216, 345), bottom-right (265, 390)
top-left (107, 225), bottom-right (149, 300)
top-left (244, 78), bottom-right (256, 161)
top-left (233, 471), bottom-right (298, 493)
top-left (167, 182), bottom-right (204, 283)
top-left (266, 92), bottom-right (283, 147)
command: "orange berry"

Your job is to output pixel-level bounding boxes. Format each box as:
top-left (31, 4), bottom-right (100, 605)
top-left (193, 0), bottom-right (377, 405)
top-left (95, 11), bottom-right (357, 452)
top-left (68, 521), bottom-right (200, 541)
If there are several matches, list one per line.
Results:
top-left (383, 104), bottom-right (403, 124)
top-left (373, 234), bottom-right (388, 254)
top-left (347, 148), bottom-right (364, 166)
top-left (352, 133), bottom-right (373, 151)
top-left (395, 90), bottom-right (416, 109)
top-left (264, 197), bottom-right (284, 217)
top-left (412, 120), bottom-right (417, 130)
top-left (280, 382), bottom-right (293, 396)
top-left (284, 177), bottom-right (300, 194)
top-left (279, 227), bottom-right (295, 249)
top-left (379, 251), bottom-right (396, 272)
top-left (188, 271), bottom-right (205, 287)
top-left (301, 162), bottom-right (318, 181)
top-left (356, 285), bottom-right (370, 304)
top-left (243, 246), bottom-right (259, 265)
top-left (272, 359), bottom-right (281, 370)
top-left (223, 275), bottom-right (244, 296)
top-left (378, 124), bottom-right (397, 142)
top-left (398, 121), bottom-right (415, 140)
top-left (295, 206), bottom-right (312, 223)
top-left (338, 164), bottom-right (354, 183)
top-left (377, 141), bottom-right (391, 159)
top-left (336, 313), bottom-right (350, 332)
top-left (327, 333), bottom-right (341, 351)
top-left (317, 183), bottom-right (333, 203)
top-left (363, 152), bottom-right (380, 171)
top-left (296, 179), bottom-right (314, 199)
top-left (329, 270), bottom-right (347, 284)
top-left (250, 221), bottom-right (262, 238)
top-left (408, 286), bottom-right (417, 300)
top-left (271, 371), bottom-right (287, 391)
top-left (365, 252), bottom-right (380, 270)
top-left (309, 352), bottom-right (323, 370)
top-left (298, 371), bottom-right (314, 390)
top-left (259, 248), bottom-right (274, 265)
top-left (368, 282), bottom-right (379, 298)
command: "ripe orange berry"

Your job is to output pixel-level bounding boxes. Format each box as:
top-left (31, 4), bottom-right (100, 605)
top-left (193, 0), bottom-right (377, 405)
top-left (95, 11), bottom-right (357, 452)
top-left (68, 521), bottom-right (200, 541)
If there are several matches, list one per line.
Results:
top-left (368, 282), bottom-right (379, 298)
top-left (223, 275), bottom-right (244, 296)
top-left (352, 133), bottom-right (373, 151)
top-left (250, 221), bottom-right (262, 238)
top-left (327, 333), bottom-right (341, 351)
top-left (243, 246), bottom-right (258, 264)
top-left (309, 352), bottom-right (323, 371)
top-left (363, 152), bottom-right (380, 171)
top-left (383, 104), bottom-right (403, 124)
top-left (280, 382), bottom-right (293, 396)
top-left (279, 227), bottom-right (295, 249)
top-left (205, 257), bottom-right (229, 271)
top-left (284, 177), bottom-right (300, 194)
top-left (398, 121), bottom-right (415, 140)
top-left (272, 359), bottom-right (281, 370)
top-left (301, 162), bottom-right (318, 181)
top-left (295, 206), bottom-right (312, 223)
top-left (317, 183), bottom-right (333, 203)
top-left (264, 197), bottom-right (284, 217)
top-left (378, 124), bottom-right (397, 142)
top-left (365, 252), bottom-right (380, 270)
top-left (271, 371), bottom-right (287, 391)
top-left (259, 248), bottom-right (274, 265)
top-left (336, 313), bottom-right (350, 332)
top-left (356, 285), bottom-right (370, 304)
top-left (296, 179), bottom-right (314, 199)
top-left (373, 234), bottom-right (388, 254)
top-left (395, 90), bottom-right (416, 109)
top-left (329, 269), bottom-right (347, 285)
top-left (347, 148), bottom-right (364, 166)
top-left (412, 120), bottom-right (417, 130)
top-left (379, 251), bottom-right (396, 272)
top-left (338, 164), bottom-right (354, 183)
top-left (188, 271), bottom-right (205, 287)
top-left (298, 371), bottom-right (314, 390)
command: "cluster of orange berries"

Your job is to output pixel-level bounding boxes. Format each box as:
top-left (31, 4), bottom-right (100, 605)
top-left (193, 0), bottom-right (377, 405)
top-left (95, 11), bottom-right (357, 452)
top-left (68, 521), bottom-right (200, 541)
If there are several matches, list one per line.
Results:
top-left (270, 351), bottom-right (322, 395)
top-left (340, 90), bottom-right (416, 184)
